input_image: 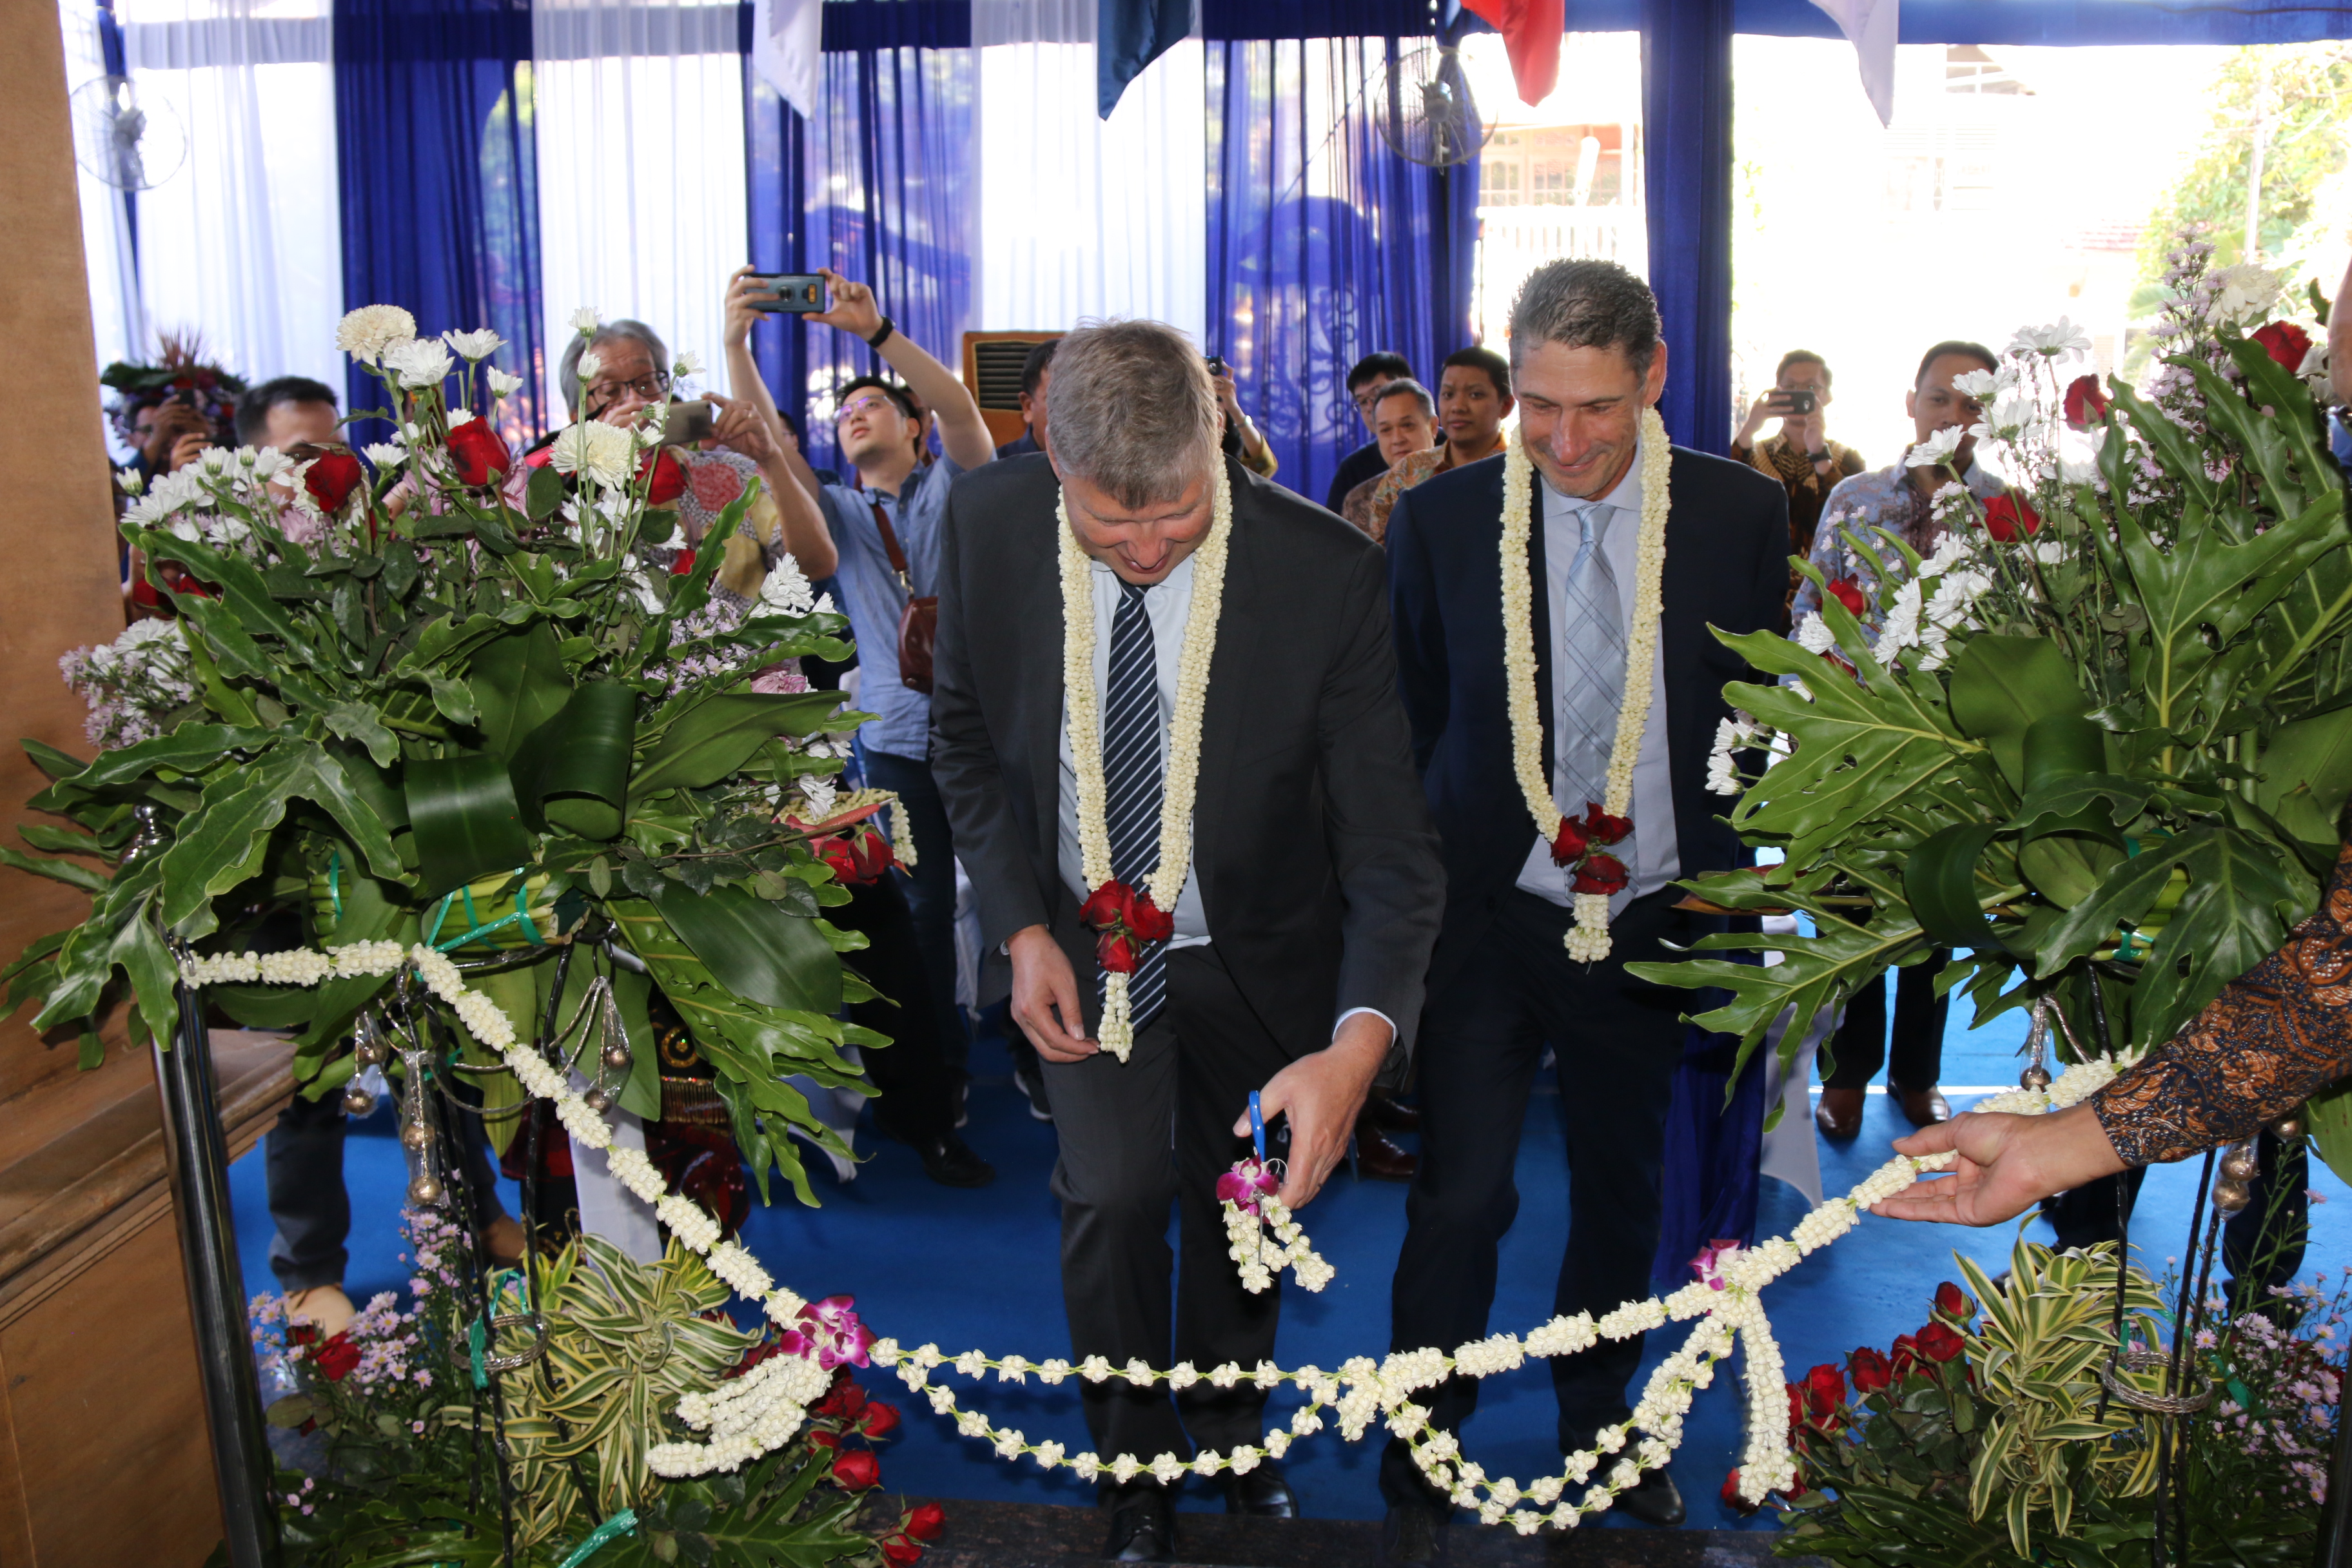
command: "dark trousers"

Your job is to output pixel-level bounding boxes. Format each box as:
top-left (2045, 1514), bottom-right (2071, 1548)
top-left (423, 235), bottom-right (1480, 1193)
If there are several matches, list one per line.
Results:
top-left (266, 1083), bottom-right (507, 1291)
top-left (1823, 954), bottom-right (1948, 1091)
top-left (1041, 945), bottom-right (1288, 1475)
top-left (826, 872), bottom-right (963, 1144)
top-left (863, 748), bottom-right (970, 1073)
top-left (1381, 888), bottom-right (1694, 1505)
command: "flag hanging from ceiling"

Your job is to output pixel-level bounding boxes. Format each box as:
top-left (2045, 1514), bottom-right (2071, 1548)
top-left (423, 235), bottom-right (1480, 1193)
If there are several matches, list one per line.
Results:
top-left (1099, 0), bottom-right (1194, 117)
top-left (752, 0), bottom-right (825, 122)
top-left (1462, 0), bottom-right (1562, 107)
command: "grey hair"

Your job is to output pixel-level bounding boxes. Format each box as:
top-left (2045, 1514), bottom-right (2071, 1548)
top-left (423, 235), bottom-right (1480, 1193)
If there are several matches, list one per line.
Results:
top-left (558, 319), bottom-right (670, 416)
top-left (1043, 319), bottom-right (1221, 508)
top-left (1372, 378), bottom-right (1435, 420)
top-left (1507, 259), bottom-right (1660, 378)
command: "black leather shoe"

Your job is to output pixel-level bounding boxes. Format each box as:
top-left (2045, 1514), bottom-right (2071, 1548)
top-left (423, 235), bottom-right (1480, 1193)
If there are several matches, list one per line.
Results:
top-left (1354, 1118), bottom-right (1418, 1182)
top-left (1362, 1091), bottom-right (1421, 1133)
top-left (912, 1132), bottom-right (996, 1188)
top-left (1380, 1500), bottom-right (1446, 1565)
top-left (1612, 1467), bottom-right (1686, 1527)
top-left (1103, 1487), bottom-right (1175, 1562)
top-left (1224, 1461), bottom-right (1296, 1516)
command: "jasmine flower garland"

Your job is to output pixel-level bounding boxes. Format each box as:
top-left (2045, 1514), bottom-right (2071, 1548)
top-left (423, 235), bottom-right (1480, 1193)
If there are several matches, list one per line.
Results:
top-left (181, 945), bottom-right (2122, 1524)
top-left (1498, 407), bottom-right (1673, 963)
top-left (1055, 458), bottom-right (1234, 1061)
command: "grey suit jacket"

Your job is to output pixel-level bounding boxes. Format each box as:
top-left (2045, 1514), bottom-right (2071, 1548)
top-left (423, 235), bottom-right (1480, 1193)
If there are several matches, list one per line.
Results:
top-left (928, 451), bottom-right (1446, 1068)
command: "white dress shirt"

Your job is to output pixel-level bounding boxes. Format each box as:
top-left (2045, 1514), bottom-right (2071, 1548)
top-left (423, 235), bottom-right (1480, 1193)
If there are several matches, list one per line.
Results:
top-left (1514, 438), bottom-right (1683, 914)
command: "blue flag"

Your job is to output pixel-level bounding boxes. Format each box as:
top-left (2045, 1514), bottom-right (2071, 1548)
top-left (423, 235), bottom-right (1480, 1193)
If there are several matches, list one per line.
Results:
top-left (1098, 0), bottom-right (1193, 117)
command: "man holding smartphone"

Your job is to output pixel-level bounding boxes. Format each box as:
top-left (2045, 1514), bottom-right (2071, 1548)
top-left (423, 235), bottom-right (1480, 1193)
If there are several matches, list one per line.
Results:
top-left (1729, 351), bottom-right (1863, 629)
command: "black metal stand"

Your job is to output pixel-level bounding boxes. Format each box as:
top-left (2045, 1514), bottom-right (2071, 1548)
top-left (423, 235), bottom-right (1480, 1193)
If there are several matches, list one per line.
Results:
top-left (157, 977), bottom-right (284, 1568)
top-left (2322, 1387), bottom-right (2352, 1568)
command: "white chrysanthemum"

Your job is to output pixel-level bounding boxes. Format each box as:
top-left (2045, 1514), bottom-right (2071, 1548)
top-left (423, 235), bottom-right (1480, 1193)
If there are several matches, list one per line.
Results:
top-left (1905, 425), bottom-right (1964, 469)
top-left (576, 349), bottom-right (605, 385)
top-left (2007, 315), bottom-right (2093, 360)
top-left (337, 304), bottom-right (419, 365)
top-left (2210, 263), bottom-right (2284, 325)
top-left (364, 442), bottom-right (407, 469)
top-left (571, 306), bottom-right (602, 334)
top-left (1794, 612), bottom-right (1837, 656)
top-left (444, 328), bottom-right (504, 360)
top-left (673, 350), bottom-right (704, 378)
top-left (487, 367), bottom-right (524, 400)
top-left (115, 466), bottom-right (144, 496)
top-left (547, 420), bottom-right (636, 490)
top-left (383, 337), bottom-right (456, 390)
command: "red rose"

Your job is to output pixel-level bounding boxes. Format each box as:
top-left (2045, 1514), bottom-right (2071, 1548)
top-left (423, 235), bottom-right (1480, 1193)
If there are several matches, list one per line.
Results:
top-left (670, 549), bottom-right (698, 576)
top-left (1126, 890), bottom-right (1174, 945)
top-left (862, 1402), bottom-right (901, 1439)
top-left (1720, 1469), bottom-right (1759, 1516)
top-left (287, 1322), bottom-right (318, 1348)
top-left (1888, 1333), bottom-right (1919, 1382)
top-left (832, 1450), bottom-right (881, 1489)
top-left (313, 1332), bottom-right (361, 1383)
top-left (1096, 930), bottom-right (1139, 975)
top-left (2254, 318), bottom-right (2314, 373)
top-left (1785, 1382), bottom-right (1805, 1435)
top-left (905, 1502), bottom-right (945, 1540)
top-left (808, 1428), bottom-right (840, 1448)
top-left (1982, 492), bottom-right (2041, 542)
top-left (2061, 374), bottom-right (2110, 431)
top-left (1581, 802), bottom-right (1632, 845)
top-left (881, 1538), bottom-right (923, 1567)
top-left (446, 419), bottom-right (512, 487)
top-left (1571, 852), bottom-right (1629, 896)
top-left (305, 449), bottom-right (365, 513)
top-left (1848, 1346), bottom-right (1893, 1395)
top-left (1548, 815), bottom-right (1590, 867)
top-left (640, 447), bottom-right (687, 505)
top-left (1825, 578), bottom-right (1868, 617)
top-left (1934, 1280), bottom-right (1972, 1322)
top-left (1802, 1362), bottom-right (1845, 1427)
top-left (1079, 881), bottom-right (1135, 932)
top-left (818, 1377), bottom-right (868, 1420)
top-left (1916, 1321), bottom-right (1966, 1364)
top-left (819, 827), bottom-right (894, 887)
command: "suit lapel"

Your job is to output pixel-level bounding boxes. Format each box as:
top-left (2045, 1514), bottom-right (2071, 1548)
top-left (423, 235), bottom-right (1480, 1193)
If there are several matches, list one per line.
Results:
top-left (1189, 460), bottom-right (1256, 927)
top-left (1022, 495), bottom-right (1064, 860)
top-left (1524, 466), bottom-right (1556, 783)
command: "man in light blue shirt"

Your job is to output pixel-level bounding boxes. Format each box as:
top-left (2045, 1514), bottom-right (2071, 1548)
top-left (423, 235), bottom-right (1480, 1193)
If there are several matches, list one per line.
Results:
top-left (783, 271), bottom-right (997, 1168)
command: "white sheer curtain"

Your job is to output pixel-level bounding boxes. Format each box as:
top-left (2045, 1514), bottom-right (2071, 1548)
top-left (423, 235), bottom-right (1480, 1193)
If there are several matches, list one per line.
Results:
top-left (113, 0), bottom-right (344, 398)
top-left (59, 0), bottom-right (143, 392)
top-left (972, 0), bottom-right (1206, 343)
top-left (533, 0), bottom-right (748, 397)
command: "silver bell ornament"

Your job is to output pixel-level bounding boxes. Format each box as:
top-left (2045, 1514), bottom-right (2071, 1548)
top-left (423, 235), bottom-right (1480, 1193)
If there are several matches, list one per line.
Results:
top-left (2211, 1177), bottom-right (2253, 1214)
top-left (2019, 1064), bottom-right (2053, 1092)
top-left (407, 1171), bottom-right (446, 1207)
top-left (2270, 1108), bottom-right (2307, 1142)
top-left (602, 1041), bottom-right (634, 1073)
top-left (400, 1118), bottom-right (434, 1153)
top-left (342, 1084), bottom-right (377, 1117)
top-left (581, 1085), bottom-right (613, 1115)
top-left (2220, 1148), bottom-right (2261, 1182)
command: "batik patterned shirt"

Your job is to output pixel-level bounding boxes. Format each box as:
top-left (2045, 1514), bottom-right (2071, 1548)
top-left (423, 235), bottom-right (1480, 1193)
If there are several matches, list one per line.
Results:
top-left (1788, 458), bottom-right (2006, 624)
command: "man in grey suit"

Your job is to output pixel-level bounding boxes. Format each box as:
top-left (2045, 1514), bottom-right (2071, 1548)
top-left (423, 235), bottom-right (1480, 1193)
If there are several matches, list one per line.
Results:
top-left (930, 320), bottom-right (1445, 1563)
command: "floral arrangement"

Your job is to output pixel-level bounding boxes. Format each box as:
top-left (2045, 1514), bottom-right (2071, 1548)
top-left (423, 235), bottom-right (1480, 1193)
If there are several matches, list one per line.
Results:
top-left (1642, 240), bottom-right (2352, 1182)
top-left (5, 301), bottom-right (897, 1202)
top-left (249, 1208), bottom-right (937, 1565)
top-left (1217, 1157), bottom-right (1335, 1294)
top-left (1765, 1240), bottom-right (2341, 1565)
top-left (176, 943), bottom-right (2120, 1535)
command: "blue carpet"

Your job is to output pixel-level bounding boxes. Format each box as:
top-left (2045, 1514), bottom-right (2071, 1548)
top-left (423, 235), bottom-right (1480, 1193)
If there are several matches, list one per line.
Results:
top-left (228, 1005), bottom-right (2351, 1533)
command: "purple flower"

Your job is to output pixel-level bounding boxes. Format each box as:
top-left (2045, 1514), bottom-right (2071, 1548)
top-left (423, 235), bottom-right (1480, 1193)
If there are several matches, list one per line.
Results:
top-left (780, 1295), bottom-right (876, 1370)
top-left (1216, 1159), bottom-right (1280, 1215)
top-left (1689, 1239), bottom-right (1744, 1291)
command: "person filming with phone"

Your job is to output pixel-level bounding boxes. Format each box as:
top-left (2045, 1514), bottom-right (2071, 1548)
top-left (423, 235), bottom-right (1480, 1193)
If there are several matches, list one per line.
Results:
top-left (1729, 351), bottom-right (1863, 628)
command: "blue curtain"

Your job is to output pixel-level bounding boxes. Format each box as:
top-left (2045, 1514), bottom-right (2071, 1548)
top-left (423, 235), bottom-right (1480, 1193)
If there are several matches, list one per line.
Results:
top-left (332, 0), bottom-right (546, 446)
top-left (788, 41), bottom-right (974, 477)
top-left (743, 69), bottom-right (814, 448)
top-left (1639, 0), bottom-right (1732, 455)
top-left (1206, 37), bottom-right (1478, 507)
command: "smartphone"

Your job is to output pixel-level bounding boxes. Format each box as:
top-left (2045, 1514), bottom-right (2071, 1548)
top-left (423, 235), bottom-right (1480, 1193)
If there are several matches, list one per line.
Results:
top-left (1773, 388), bottom-right (1818, 415)
top-left (749, 273), bottom-right (827, 313)
top-left (1206, 353), bottom-right (1228, 377)
top-left (661, 400), bottom-right (716, 445)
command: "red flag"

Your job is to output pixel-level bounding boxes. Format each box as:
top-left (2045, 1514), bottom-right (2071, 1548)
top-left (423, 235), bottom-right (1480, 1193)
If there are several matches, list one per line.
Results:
top-left (1462, 0), bottom-right (1562, 106)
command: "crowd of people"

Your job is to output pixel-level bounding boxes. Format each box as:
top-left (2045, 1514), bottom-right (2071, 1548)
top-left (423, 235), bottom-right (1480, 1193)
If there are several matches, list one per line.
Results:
top-left (97, 252), bottom-right (2352, 1565)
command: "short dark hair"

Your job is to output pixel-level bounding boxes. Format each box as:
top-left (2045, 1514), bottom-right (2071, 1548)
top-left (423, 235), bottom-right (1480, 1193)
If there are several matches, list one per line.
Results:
top-left (1776, 349), bottom-right (1830, 388)
top-left (1374, 378), bottom-right (1436, 420)
top-left (1442, 346), bottom-right (1512, 400)
top-left (1346, 351), bottom-right (1413, 393)
top-left (1021, 338), bottom-right (1059, 397)
top-left (1508, 259), bottom-right (1660, 378)
top-left (235, 375), bottom-right (338, 446)
top-left (1914, 340), bottom-right (1999, 388)
top-left (840, 374), bottom-right (921, 425)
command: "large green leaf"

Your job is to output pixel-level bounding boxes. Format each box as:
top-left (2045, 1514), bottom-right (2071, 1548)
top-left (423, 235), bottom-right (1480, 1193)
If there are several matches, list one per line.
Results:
top-left (467, 622), bottom-right (573, 761)
top-left (2305, 1078), bottom-right (2352, 1188)
top-left (404, 752), bottom-right (535, 896)
top-left (1906, 823), bottom-right (2012, 952)
top-left (642, 878), bottom-right (841, 1014)
top-left (66, 724), bottom-right (278, 790)
top-left (152, 743), bottom-right (405, 935)
top-left (2255, 703), bottom-right (2352, 845)
top-left (514, 680), bottom-right (636, 841)
top-left (1944, 636), bottom-right (2090, 791)
top-left (629, 692), bottom-right (845, 800)
top-left (129, 525), bottom-right (326, 670)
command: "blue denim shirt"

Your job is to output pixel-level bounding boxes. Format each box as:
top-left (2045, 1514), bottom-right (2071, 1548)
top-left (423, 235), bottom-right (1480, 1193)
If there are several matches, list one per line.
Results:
top-left (818, 453), bottom-right (967, 760)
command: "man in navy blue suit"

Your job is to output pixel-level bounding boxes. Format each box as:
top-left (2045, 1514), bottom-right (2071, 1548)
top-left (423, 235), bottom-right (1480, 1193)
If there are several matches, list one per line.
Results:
top-left (1378, 259), bottom-right (1787, 1558)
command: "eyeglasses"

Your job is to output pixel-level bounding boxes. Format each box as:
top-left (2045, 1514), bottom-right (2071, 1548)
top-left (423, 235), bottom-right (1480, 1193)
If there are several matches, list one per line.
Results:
top-left (584, 372), bottom-right (671, 412)
top-left (835, 395), bottom-right (903, 424)
top-left (1351, 382), bottom-right (1393, 412)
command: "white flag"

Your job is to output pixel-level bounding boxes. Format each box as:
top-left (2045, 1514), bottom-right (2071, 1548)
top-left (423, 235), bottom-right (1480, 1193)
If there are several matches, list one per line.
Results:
top-left (752, 0), bottom-right (824, 123)
top-left (1808, 0), bottom-right (1898, 128)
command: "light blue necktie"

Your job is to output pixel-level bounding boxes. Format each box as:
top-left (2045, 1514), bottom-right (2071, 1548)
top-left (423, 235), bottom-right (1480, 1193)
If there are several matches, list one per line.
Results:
top-left (1556, 501), bottom-right (1629, 867)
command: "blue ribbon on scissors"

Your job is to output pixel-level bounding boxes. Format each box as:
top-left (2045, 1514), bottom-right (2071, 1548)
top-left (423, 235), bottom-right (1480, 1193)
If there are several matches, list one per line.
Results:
top-left (1249, 1090), bottom-right (1266, 1164)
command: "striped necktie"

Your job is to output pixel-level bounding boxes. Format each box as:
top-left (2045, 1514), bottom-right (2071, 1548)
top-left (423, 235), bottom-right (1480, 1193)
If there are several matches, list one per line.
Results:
top-left (1556, 500), bottom-right (1630, 876)
top-left (1101, 578), bottom-right (1167, 1028)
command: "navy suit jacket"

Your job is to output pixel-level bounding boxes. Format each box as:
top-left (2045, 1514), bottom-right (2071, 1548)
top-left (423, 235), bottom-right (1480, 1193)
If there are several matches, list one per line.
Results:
top-left (1386, 446), bottom-right (1788, 965)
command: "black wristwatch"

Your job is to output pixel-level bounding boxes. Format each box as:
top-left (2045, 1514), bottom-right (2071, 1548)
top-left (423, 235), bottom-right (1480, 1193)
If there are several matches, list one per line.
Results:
top-left (865, 316), bottom-right (895, 351)
top-left (1807, 449), bottom-right (1832, 464)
